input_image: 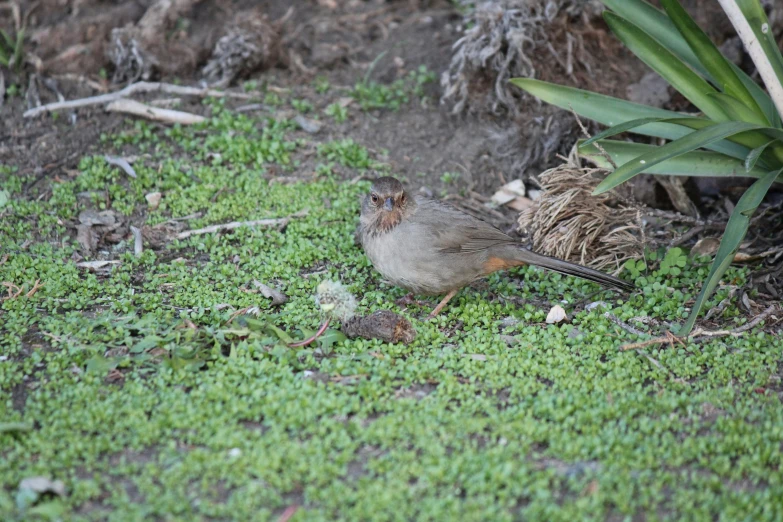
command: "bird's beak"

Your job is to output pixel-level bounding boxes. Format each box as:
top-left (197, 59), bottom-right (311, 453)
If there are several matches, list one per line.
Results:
top-left (384, 197), bottom-right (394, 211)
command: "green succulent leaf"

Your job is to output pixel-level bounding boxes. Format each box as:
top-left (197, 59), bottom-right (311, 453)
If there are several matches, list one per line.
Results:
top-left (581, 116), bottom-right (707, 147)
top-left (578, 139), bottom-right (773, 178)
top-left (600, 0), bottom-right (710, 78)
top-left (745, 139), bottom-right (777, 172)
top-left (707, 93), bottom-right (770, 126)
top-left (661, 0), bottom-right (767, 123)
top-left (510, 78), bottom-right (750, 159)
top-left (601, 0), bottom-right (778, 125)
top-left (678, 167), bottom-right (782, 334)
top-left (604, 11), bottom-right (728, 122)
top-left (593, 121), bottom-right (763, 194)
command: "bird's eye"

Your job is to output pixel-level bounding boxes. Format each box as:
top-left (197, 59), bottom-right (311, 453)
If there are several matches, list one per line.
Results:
top-left (371, 193), bottom-right (379, 203)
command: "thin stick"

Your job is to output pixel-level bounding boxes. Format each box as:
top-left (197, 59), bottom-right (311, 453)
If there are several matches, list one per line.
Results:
top-left (691, 305), bottom-right (777, 338)
top-left (570, 105), bottom-right (617, 170)
top-left (669, 225), bottom-right (705, 247)
top-left (288, 319), bottom-right (330, 348)
top-left (604, 312), bottom-right (647, 337)
top-left (24, 279), bottom-right (44, 298)
top-left (2, 282), bottom-right (23, 300)
top-left (621, 305), bottom-right (778, 349)
top-left (106, 99), bottom-right (206, 125)
top-left (23, 81), bottom-right (256, 118)
top-left (276, 505), bottom-right (299, 522)
top-left (718, 0), bottom-right (783, 121)
top-left (176, 218), bottom-right (289, 239)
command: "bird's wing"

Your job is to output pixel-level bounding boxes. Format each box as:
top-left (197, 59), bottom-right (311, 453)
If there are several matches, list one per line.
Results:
top-left (412, 198), bottom-right (516, 254)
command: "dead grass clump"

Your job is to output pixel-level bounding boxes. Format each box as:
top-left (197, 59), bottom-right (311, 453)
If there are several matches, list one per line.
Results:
top-left (441, 0), bottom-right (603, 115)
top-left (518, 149), bottom-right (644, 272)
top-left (440, 0), bottom-right (628, 180)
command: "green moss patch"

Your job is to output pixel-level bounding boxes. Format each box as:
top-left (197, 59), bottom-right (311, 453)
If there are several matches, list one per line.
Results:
top-left (1, 103), bottom-right (782, 521)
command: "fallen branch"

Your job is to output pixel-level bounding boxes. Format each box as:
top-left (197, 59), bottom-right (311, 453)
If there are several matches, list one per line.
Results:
top-left (288, 319), bottom-right (330, 348)
top-left (276, 505), bottom-right (299, 522)
top-left (604, 312), bottom-right (647, 337)
top-left (621, 305), bottom-right (778, 350)
top-left (25, 279), bottom-right (44, 298)
top-left (106, 99), bottom-right (206, 125)
top-left (23, 81), bottom-right (256, 118)
top-left (691, 305), bottom-right (778, 339)
top-left (1, 282), bottom-right (23, 301)
top-left (175, 210), bottom-right (307, 239)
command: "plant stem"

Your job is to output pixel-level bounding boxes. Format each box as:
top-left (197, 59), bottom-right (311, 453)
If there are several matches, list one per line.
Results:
top-left (718, 0), bottom-right (783, 121)
top-left (288, 318), bottom-right (331, 348)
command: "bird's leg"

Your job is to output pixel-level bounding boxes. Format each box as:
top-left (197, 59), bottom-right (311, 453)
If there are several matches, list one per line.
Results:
top-left (428, 289), bottom-right (459, 318)
top-left (396, 292), bottom-right (430, 308)
top-left (395, 292), bottom-right (416, 306)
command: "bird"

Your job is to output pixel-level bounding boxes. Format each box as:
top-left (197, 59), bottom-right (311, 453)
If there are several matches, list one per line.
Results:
top-left (359, 176), bottom-right (634, 317)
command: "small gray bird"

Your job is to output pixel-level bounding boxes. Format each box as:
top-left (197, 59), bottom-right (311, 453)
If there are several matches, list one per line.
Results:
top-left (359, 176), bottom-right (634, 317)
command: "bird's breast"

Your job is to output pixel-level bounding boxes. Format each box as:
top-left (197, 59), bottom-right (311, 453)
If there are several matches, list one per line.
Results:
top-left (361, 222), bottom-right (484, 295)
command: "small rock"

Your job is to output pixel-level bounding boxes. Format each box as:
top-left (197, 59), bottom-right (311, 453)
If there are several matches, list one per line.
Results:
top-left (419, 186), bottom-right (434, 198)
top-left (626, 71), bottom-right (671, 108)
top-left (18, 476), bottom-right (66, 497)
top-left (499, 334), bottom-right (518, 346)
top-left (294, 115), bottom-right (323, 134)
top-left (145, 191), bottom-right (162, 210)
top-left (567, 326), bottom-right (585, 339)
top-left (546, 305), bottom-right (568, 324)
top-left (491, 179), bottom-right (526, 206)
top-left (79, 209), bottom-right (117, 226)
top-left (506, 196), bottom-right (533, 212)
top-left (585, 301), bottom-right (609, 312)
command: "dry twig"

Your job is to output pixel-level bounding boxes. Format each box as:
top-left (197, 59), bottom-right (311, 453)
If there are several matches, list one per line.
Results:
top-left (2, 282), bottom-right (24, 301)
top-left (24, 279), bottom-right (44, 298)
top-left (106, 99), bottom-right (206, 125)
top-left (23, 81), bottom-right (256, 118)
top-left (604, 312), bottom-right (647, 337)
top-left (175, 210), bottom-right (307, 239)
top-left (620, 305), bottom-right (778, 350)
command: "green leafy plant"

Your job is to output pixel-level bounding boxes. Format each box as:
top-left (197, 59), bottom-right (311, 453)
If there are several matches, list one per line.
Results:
top-left (511, 0), bottom-right (783, 334)
top-left (325, 102), bottom-right (348, 123)
top-left (0, 28), bottom-right (24, 71)
top-left (440, 171), bottom-right (461, 184)
top-left (291, 98), bottom-right (313, 113)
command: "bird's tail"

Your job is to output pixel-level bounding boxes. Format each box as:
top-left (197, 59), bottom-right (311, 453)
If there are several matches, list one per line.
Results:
top-left (508, 247), bottom-right (634, 292)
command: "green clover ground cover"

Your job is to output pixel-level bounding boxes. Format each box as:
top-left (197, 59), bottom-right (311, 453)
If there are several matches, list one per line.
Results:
top-left (1, 99), bottom-right (782, 521)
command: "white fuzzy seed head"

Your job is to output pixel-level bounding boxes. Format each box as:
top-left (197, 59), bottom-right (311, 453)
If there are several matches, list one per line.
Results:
top-left (315, 280), bottom-right (357, 321)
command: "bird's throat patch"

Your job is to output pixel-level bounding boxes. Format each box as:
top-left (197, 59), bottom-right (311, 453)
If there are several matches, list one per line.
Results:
top-left (373, 212), bottom-right (403, 235)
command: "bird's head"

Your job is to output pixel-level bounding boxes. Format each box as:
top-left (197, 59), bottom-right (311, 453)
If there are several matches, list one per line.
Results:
top-left (360, 176), bottom-right (415, 235)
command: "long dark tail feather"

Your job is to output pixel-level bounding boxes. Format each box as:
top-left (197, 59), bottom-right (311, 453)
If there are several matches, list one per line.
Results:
top-left (514, 248), bottom-right (635, 292)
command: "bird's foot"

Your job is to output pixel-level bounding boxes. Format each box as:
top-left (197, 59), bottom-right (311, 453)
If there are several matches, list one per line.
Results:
top-left (427, 289), bottom-right (459, 318)
top-left (395, 293), bottom-right (416, 307)
top-left (395, 293), bottom-right (429, 308)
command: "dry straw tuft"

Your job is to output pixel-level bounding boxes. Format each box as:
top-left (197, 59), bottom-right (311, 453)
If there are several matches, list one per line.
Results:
top-left (518, 148), bottom-right (644, 273)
